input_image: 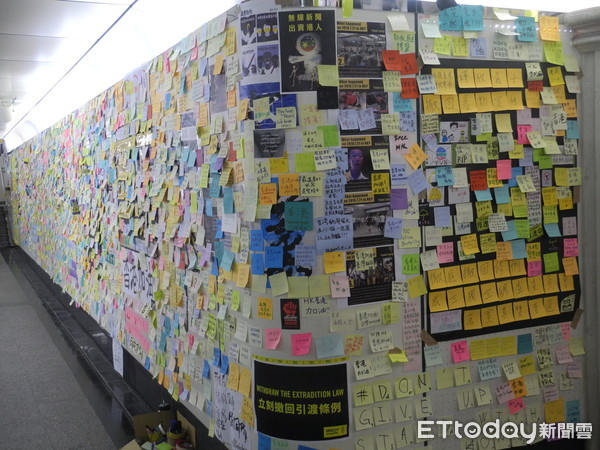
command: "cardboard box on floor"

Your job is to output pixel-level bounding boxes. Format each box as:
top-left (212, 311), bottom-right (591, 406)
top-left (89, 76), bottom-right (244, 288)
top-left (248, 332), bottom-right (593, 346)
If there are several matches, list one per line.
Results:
top-left (119, 410), bottom-right (196, 450)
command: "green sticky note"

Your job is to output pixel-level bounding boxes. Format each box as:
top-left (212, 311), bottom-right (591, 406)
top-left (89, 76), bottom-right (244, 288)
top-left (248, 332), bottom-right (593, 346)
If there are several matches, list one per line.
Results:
top-left (543, 252), bottom-right (559, 273)
top-left (295, 152), bottom-right (316, 172)
top-left (515, 220), bottom-right (530, 239)
top-left (544, 41), bottom-right (564, 66)
top-left (401, 254), bottom-right (420, 275)
top-left (343, 0), bottom-right (353, 18)
top-left (318, 125), bottom-right (340, 147)
top-left (308, 275), bottom-right (331, 297)
top-left (538, 155), bottom-right (553, 170)
top-left (433, 35), bottom-right (451, 56)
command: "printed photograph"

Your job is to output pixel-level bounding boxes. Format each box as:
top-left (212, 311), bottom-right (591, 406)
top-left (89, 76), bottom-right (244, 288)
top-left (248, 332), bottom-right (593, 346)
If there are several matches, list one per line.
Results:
top-left (337, 21), bottom-right (386, 78)
top-left (439, 121), bottom-right (470, 143)
top-left (346, 245), bottom-right (395, 305)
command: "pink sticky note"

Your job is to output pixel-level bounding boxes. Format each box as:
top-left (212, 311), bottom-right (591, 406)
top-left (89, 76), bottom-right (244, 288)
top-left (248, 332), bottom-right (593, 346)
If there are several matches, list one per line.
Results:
top-left (508, 398), bottom-right (525, 415)
top-left (291, 333), bottom-right (312, 356)
top-left (560, 323), bottom-right (571, 341)
top-left (450, 340), bottom-right (470, 363)
top-left (330, 276), bottom-right (350, 298)
top-left (563, 238), bottom-right (579, 257)
top-left (437, 242), bottom-right (455, 264)
top-left (264, 328), bottom-right (282, 350)
top-left (517, 125), bottom-right (532, 145)
top-left (543, 385), bottom-right (559, 403)
top-left (567, 360), bottom-right (582, 378)
top-left (527, 261), bottom-right (542, 277)
top-left (188, 334), bottom-right (195, 349)
top-left (496, 159), bottom-right (513, 180)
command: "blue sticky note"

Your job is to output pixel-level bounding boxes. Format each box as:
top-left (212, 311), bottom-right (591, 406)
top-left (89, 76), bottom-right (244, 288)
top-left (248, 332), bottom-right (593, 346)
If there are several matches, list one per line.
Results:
top-left (205, 198), bottom-right (213, 217)
top-left (391, 164), bottom-right (407, 185)
top-left (392, 94), bottom-right (414, 112)
top-left (435, 166), bottom-right (454, 187)
top-left (501, 221), bottom-right (519, 241)
top-left (221, 249), bottom-right (235, 272)
top-left (298, 446), bottom-right (318, 450)
top-left (384, 217), bottom-right (404, 239)
top-left (544, 223), bottom-right (561, 237)
top-left (519, 148), bottom-right (534, 167)
top-left (215, 219), bottom-right (223, 239)
top-left (508, 167), bottom-right (523, 187)
top-left (461, 5), bottom-right (483, 31)
top-left (407, 170), bottom-right (429, 195)
top-left (213, 348), bottom-right (221, 368)
top-left (567, 120), bottom-right (579, 139)
top-left (295, 245), bottom-right (316, 267)
top-left (187, 148), bottom-right (197, 167)
top-left (250, 230), bottom-right (264, 251)
top-left (474, 189), bottom-right (493, 201)
top-left (400, 111), bottom-right (417, 132)
top-left (164, 316), bottom-right (171, 335)
top-left (470, 38), bottom-right (487, 58)
top-left (284, 201), bottom-right (313, 231)
top-left (223, 187), bottom-right (234, 214)
top-left (258, 433), bottom-right (271, 450)
top-left (315, 334), bottom-right (345, 359)
top-left (251, 253), bottom-right (265, 275)
top-left (213, 241), bottom-right (225, 264)
top-left (202, 360), bottom-right (211, 378)
top-left (511, 239), bottom-right (527, 259)
top-left (181, 147), bottom-right (190, 164)
top-left (516, 16), bottom-right (537, 42)
top-left (220, 355), bottom-right (229, 374)
top-left (440, 5), bottom-right (463, 31)
top-left (494, 185), bottom-right (510, 204)
top-left (165, 93), bottom-right (171, 109)
top-left (265, 246), bottom-right (284, 269)
top-left (477, 358), bottom-right (500, 381)
top-left (517, 334), bottom-right (533, 354)
top-left (209, 175), bottom-right (221, 198)
top-left (434, 206), bottom-right (451, 228)
top-left (566, 400), bottom-right (581, 423)
top-left (158, 333), bottom-right (167, 352)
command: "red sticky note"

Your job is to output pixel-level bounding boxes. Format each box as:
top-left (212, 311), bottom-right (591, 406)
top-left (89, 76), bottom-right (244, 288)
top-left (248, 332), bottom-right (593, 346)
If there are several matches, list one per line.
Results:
top-left (398, 53), bottom-right (419, 75)
top-left (508, 398), bottom-right (525, 415)
top-left (469, 170), bottom-right (488, 191)
top-left (291, 332), bottom-right (312, 356)
top-left (450, 340), bottom-right (470, 363)
top-left (528, 81), bottom-right (543, 92)
top-left (563, 238), bottom-right (579, 257)
top-left (401, 78), bottom-right (419, 99)
top-left (382, 50), bottom-right (402, 71)
top-left (527, 261), bottom-right (543, 277)
top-left (496, 160), bottom-right (513, 180)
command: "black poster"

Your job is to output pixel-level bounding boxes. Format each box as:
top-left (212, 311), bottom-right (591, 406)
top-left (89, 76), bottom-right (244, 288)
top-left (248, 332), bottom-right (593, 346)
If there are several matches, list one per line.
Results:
top-left (280, 298), bottom-right (300, 329)
top-left (279, 10), bottom-right (336, 93)
top-left (254, 360), bottom-right (349, 441)
top-left (254, 129), bottom-right (286, 158)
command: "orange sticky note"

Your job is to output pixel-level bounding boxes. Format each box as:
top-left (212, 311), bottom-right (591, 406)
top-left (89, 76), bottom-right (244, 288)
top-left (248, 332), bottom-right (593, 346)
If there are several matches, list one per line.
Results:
top-left (324, 251), bottom-right (346, 274)
top-left (259, 183), bottom-right (277, 205)
top-left (403, 143), bottom-right (428, 170)
top-left (278, 173), bottom-right (300, 196)
top-left (540, 16), bottom-right (560, 42)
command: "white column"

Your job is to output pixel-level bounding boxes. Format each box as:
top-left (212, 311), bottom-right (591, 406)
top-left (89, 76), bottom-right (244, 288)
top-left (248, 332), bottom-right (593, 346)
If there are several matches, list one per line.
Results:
top-left (563, 8), bottom-right (600, 448)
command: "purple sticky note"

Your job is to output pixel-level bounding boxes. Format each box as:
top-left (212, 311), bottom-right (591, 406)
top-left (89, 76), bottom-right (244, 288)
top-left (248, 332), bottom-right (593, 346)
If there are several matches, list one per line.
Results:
top-left (434, 206), bottom-right (451, 228)
top-left (390, 188), bottom-right (409, 210)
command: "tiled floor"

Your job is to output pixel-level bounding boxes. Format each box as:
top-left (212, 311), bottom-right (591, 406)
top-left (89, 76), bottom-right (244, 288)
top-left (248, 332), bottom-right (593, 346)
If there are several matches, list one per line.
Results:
top-left (0, 250), bottom-right (135, 449)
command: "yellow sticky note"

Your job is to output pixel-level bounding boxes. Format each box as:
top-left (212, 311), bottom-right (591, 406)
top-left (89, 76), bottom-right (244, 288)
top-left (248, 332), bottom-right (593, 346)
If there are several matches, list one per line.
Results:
top-left (545, 399), bottom-right (566, 424)
top-left (540, 16), bottom-right (560, 42)
top-left (371, 172), bottom-right (390, 194)
top-left (481, 306), bottom-right (500, 327)
top-left (459, 93), bottom-right (478, 113)
top-left (428, 268), bottom-right (447, 290)
top-left (525, 89), bottom-right (541, 109)
top-left (213, 54), bottom-right (224, 74)
top-left (506, 68), bottom-right (524, 87)
top-left (431, 68), bottom-right (456, 94)
top-left (276, 106), bottom-right (297, 129)
top-left (446, 287), bottom-right (465, 310)
top-left (324, 251), bottom-right (346, 274)
top-left (288, 276), bottom-right (310, 298)
top-left (270, 271), bottom-right (289, 297)
top-left (495, 113), bottom-right (513, 132)
top-left (506, 91), bottom-right (524, 110)
top-left (422, 95), bottom-right (442, 115)
top-left (407, 275), bottom-right (427, 298)
top-left (388, 349), bottom-right (409, 363)
top-left (225, 28), bottom-right (236, 55)
top-left (441, 95), bottom-right (460, 114)
top-left (491, 91), bottom-right (510, 111)
top-left (569, 336), bottom-right (585, 356)
top-left (464, 309), bottom-right (482, 330)
top-left (257, 297), bottom-right (273, 319)
top-left (461, 234), bottom-right (480, 255)
top-left (299, 104), bottom-right (324, 127)
top-left (443, 266), bottom-right (463, 287)
top-left (429, 290), bottom-right (448, 312)
top-left (308, 274), bottom-right (331, 297)
top-left (381, 113), bottom-right (401, 135)
top-left (457, 69), bottom-right (476, 88)
top-left (547, 66), bottom-right (565, 86)
top-left (475, 92), bottom-right (493, 112)
top-left (318, 65), bottom-right (339, 87)
top-left (513, 300), bottom-right (530, 321)
top-left (403, 143), bottom-right (428, 170)
top-left (464, 285), bottom-right (482, 307)
top-left (474, 69), bottom-right (492, 88)
top-left (480, 282), bottom-right (499, 303)
top-left (490, 69), bottom-right (509, 88)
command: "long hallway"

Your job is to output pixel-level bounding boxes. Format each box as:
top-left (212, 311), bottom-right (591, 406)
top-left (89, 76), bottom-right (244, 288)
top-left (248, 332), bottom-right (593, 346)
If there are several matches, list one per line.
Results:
top-left (0, 248), bottom-right (135, 449)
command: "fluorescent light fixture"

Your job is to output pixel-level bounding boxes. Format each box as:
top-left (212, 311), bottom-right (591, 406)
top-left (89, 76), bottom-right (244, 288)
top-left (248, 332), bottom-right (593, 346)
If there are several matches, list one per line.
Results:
top-left (4, 0), bottom-right (237, 150)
